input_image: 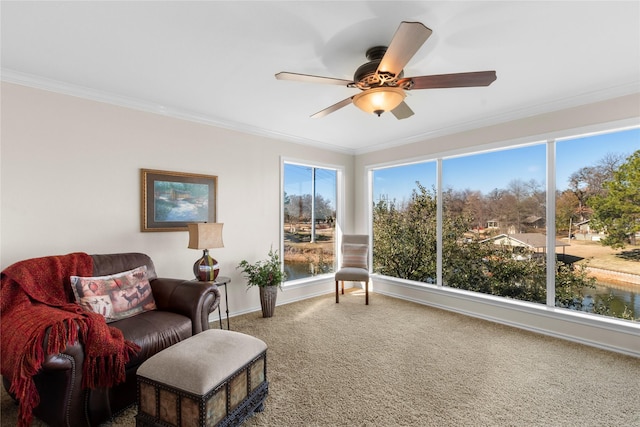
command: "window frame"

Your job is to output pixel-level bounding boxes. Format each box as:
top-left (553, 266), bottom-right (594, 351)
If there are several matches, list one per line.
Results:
top-left (281, 157), bottom-right (344, 287)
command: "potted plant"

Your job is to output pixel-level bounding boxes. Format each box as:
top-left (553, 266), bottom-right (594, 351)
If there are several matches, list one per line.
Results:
top-left (237, 247), bottom-right (286, 317)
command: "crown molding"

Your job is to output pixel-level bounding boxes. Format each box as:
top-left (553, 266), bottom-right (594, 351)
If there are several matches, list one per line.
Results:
top-left (1, 69), bottom-right (357, 155)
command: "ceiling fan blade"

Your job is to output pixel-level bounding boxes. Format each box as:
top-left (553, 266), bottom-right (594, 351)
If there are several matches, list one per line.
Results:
top-left (377, 21), bottom-right (432, 77)
top-left (391, 101), bottom-right (414, 120)
top-left (405, 71), bottom-right (497, 90)
top-left (310, 97), bottom-right (354, 119)
top-left (275, 72), bottom-right (353, 86)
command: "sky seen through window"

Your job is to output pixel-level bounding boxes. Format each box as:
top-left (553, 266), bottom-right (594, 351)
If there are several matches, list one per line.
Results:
top-left (374, 127), bottom-right (639, 204)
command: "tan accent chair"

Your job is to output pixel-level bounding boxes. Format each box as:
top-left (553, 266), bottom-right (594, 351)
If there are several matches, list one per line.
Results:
top-left (334, 234), bottom-right (370, 305)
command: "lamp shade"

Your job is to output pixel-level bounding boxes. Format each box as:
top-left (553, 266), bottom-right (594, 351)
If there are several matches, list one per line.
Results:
top-left (188, 223), bottom-right (224, 250)
top-left (352, 87), bottom-right (406, 116)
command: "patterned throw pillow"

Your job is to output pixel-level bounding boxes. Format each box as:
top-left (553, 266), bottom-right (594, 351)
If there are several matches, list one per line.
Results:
top-left (70, 265), bottom-right (156, 322)
top-left (341, 243), bottom-right (368, 269)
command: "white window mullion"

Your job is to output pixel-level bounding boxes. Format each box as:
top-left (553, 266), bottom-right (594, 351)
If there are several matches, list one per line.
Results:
top-left (437, 158), bottom-right (443, 287)
top-left (546, 139), bottom-right (556, 307)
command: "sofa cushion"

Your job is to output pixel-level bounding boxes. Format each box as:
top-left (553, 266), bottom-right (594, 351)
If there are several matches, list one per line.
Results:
top-left (70, 266), bottom-right (157, 322)
top-left (113, 310), bottom-right (193, 367)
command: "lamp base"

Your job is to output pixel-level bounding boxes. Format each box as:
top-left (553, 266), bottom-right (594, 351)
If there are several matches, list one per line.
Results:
top-left (193, 249), bottom-right (220, 281)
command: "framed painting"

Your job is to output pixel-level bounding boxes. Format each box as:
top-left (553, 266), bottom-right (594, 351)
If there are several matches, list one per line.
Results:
top-left (141, 169), bottom-right (217, 232)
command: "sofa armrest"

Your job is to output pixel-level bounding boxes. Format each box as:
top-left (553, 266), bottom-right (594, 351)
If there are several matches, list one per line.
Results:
top-left (35, 325), bottom-right (91, 427)
top-left (149, 278), bottom-right (221, 334)
top-left (41, 339), bottom-right (83, 370)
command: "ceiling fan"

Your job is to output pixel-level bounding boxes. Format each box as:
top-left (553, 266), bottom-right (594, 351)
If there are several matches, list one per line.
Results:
top-left (275, 21), bottom-right (497, 119)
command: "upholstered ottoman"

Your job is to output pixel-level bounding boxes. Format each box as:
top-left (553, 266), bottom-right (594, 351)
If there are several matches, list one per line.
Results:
top-left (136, 329), bottom-right (268, 427)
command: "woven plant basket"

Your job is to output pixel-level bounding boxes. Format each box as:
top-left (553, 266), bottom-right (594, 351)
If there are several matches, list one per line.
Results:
top-left (259, 286), bottom-right (278, 318)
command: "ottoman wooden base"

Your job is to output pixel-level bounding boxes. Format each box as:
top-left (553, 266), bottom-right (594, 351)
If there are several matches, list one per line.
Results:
top-left (136, 329), bottom-right (268, 427)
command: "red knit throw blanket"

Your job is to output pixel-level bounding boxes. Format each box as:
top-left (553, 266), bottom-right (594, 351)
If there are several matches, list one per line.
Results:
top-left (0, 253), bottom-right (140, 427)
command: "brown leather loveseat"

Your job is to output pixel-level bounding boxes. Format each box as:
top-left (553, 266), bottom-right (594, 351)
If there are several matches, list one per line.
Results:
top-left (1, 252), bottom-right (221, 426)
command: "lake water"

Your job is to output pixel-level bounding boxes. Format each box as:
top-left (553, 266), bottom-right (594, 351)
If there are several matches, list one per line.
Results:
top-left (284, 263), bottom-right (329, 281)
top-left (581, 282), bottom-right (639, 319)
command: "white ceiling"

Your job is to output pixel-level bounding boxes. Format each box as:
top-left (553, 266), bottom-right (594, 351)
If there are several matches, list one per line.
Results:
top-left (2, 1), bottom-right (639, 154)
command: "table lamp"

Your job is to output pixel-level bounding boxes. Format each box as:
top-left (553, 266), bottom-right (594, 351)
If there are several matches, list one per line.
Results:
top-left (187, 222), bottom-right (224, 281)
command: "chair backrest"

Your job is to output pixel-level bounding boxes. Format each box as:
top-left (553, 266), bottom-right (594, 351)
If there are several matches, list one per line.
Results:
top-left (342, 234), bottom-right (369, 247)
top-left (341, 234), bottom-right (370, 269)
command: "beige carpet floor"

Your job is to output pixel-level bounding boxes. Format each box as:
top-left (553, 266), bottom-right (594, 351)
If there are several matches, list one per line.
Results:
top-left (2, 290), bottom-right (639, 426)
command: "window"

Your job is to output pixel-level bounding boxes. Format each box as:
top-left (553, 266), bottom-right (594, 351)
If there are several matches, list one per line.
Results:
top-left (283, 162), bottom-right (338, 281)
top-left (372, 162), bottom-right (437, 282)
top-left (442, 145), bottom-right (547, 305)
top-left (369, 126), bottom-right (639, 322)
top-left (556, 128), bottom-right (640, 320)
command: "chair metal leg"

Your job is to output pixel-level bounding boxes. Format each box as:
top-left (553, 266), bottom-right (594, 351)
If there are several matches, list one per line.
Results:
top-left (341, 281), bottom-right (344, 295)
top-left (335, 280), bottom-right (339, 303)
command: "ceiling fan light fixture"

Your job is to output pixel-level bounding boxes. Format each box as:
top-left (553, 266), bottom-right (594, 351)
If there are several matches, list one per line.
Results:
top-left (277, 22), bottom-right (495, 120)
top-left (353, 87), bottom-right (405, 116)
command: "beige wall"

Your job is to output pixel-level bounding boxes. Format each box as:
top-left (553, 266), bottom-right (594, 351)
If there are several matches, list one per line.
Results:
top-left (0, 82), bottom-right (354, 315)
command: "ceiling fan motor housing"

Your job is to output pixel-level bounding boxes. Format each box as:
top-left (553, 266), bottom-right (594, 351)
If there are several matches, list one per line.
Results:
top-left (354, 46), bottom-right (403, 89)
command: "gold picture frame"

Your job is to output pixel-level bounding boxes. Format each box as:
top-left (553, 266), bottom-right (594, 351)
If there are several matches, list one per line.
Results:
top-left (141, 169), bottom-right (217, 232)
